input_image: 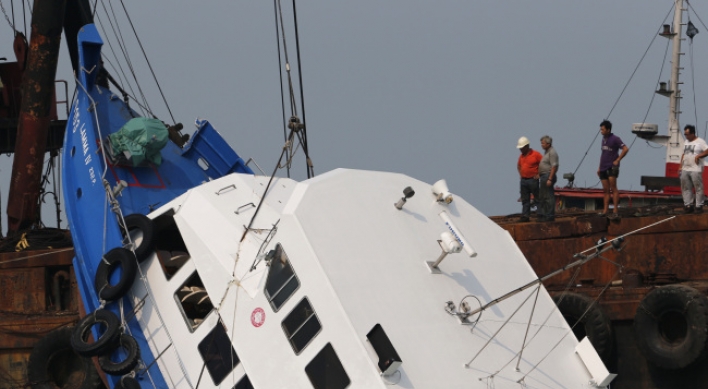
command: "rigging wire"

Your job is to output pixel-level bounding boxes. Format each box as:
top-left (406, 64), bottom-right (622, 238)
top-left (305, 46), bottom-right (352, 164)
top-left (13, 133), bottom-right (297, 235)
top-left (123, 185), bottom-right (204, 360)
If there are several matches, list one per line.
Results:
top-left (106, 0), bottom-right (151, 114)
top-left (96, 0), bottom-right (150, 116)
top-left (20, 0), bottom-right (25, 38)
top-left (570, 4), bottom-right (674, 177)
top-left (292, 0), bottom-right (314, 178)
top-left (274, 0), bottom-right (290, 177)
top-left (0, 0), bottom-right (16, 33)
top-left (275, 0), bottom-right (314, 178)
top-left (94, 12), bottom-right (142, 107)
top-left (627, 33), bottom-right (672, 151)
top-left (689, 37), bottom-right (698, 128)
top-left (118, 0), bottom-right (177, 125)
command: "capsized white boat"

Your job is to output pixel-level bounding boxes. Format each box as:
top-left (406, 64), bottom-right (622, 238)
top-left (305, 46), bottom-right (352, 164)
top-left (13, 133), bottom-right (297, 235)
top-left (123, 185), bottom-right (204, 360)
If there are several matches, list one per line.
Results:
top-left (132, 169), bottom-right (617, 389)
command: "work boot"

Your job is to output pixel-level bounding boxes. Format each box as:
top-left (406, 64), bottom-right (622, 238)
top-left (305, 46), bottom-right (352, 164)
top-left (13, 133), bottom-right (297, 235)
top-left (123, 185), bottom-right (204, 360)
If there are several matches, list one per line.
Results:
top-left (519, 216), bottom-right (530, 222)
top-left (684, 205), bottom-right (695, 214)
top-left (695, 205), bottom-right (703, 214)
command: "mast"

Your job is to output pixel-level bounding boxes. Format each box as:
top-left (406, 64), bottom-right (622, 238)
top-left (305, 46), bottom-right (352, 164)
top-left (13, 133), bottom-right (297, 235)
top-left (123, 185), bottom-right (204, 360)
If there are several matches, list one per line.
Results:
top-left (666, 0), bottom-right (685, 171)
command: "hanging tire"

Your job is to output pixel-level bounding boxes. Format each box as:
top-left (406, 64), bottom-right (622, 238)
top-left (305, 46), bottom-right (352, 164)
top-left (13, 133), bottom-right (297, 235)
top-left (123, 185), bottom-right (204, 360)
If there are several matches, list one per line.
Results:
top-left (27, 325), bottom-right (102, 389)
top-left (634, 284), bottom-right (708, 369)
top-left (124, 213), bottom-right (155, 263)
top-left (71, 309), bottom-right (122, 357)
top-left (553, 292), bottom-right (614, 363)
top-left (95, 247), bottom-right (138, 302)
top-left (116, 376), bottom-right (141, 389)
top-left (99, 334), bottom-right (141, 376)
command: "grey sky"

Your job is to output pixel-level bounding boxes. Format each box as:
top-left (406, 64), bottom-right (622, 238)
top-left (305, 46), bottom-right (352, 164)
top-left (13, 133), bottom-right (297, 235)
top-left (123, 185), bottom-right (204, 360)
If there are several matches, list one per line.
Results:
top-left (1, 0), bottom-right (707, 229)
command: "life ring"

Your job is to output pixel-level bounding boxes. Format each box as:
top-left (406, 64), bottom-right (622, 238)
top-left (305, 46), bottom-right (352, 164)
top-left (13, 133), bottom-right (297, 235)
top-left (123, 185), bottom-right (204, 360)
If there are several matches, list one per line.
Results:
top-left (99, 334), bottom-right (141, 376)
top-left (27, 325), bottom-right (101, 389)
top-left (123, 213), bottom-right (155, 263)
top-left (634, 284), bottom-right (708, 369)
top-left (553, 292), bottom-right (614, 363)
top-left (71, 309), bottom-right (122, 357)
top-left (115, 376), bottom-right (141, 389)
top-left (95, 247), bottom-right (138, 302)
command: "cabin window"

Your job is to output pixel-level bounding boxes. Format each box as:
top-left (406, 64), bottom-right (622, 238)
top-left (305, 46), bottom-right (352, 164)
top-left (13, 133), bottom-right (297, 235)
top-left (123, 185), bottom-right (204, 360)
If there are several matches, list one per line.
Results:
top-left (198, 321), bottom-right (239, 385)
top-left (366, 324), bottom-right (402, 376)
top-left (152, 210), bottom-right (191, 280)
top-left (232, 375), bottom-right (254, 389)
top-left (264, 244), bottom-right (300, 311)
top-left (305, 343), bottom-right (350, 389)
top-left (282, 297), bottom-right (322, 354)
top-left (175, 272), bottom-right (213, 331)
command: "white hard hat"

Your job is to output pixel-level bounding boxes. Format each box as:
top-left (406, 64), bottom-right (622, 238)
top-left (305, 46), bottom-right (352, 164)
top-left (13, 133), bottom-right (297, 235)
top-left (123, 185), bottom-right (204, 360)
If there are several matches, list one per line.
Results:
top-left (516, 136), bottom-right (530, 149)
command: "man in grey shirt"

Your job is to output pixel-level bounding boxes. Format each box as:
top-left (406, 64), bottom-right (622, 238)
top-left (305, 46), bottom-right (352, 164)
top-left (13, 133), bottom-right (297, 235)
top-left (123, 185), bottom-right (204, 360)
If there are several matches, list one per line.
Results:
top-left (538, 135), bottom-right (559, 221)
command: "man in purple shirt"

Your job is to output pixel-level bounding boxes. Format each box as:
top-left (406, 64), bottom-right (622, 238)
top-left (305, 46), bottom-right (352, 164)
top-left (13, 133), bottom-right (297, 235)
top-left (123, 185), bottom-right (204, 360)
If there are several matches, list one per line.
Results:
top-left (597, 120), bottom-right (629, 219)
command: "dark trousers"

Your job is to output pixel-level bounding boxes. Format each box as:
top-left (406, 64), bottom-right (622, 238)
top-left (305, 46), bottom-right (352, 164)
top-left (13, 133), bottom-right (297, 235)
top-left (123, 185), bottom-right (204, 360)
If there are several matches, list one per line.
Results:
top-left (520, 178), bottom-right (539, 218)
top-left (539, 173), bottom-right (556, 218)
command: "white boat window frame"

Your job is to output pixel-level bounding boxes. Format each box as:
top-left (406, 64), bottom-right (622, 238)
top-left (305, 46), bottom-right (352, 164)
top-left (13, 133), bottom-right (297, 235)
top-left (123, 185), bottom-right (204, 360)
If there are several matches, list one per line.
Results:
top-left (282, 297), bottom-right (322, 355)
top-left (174, 271), bottom-right (214, 332)
top-left (264, 243), bottom-right (300, 312)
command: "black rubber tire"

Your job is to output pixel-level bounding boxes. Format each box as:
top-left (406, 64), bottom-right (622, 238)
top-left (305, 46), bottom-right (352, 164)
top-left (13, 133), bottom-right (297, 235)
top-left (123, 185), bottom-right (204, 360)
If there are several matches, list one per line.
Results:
top-left (27, 326), bottom-right (102, 389)
top-left (124, 213), bottom-right (155, 263)
top-left (71, 309), bottom-right (122, 357)
top-left (553, 292), bottom-right (614, 363)
top-left (634, 284), bottom-right (708, 369)
top-left (98, 334), bottom-right (140, 376)
top-left (115, 376), bottom-right (141, 389)
top-left (95, 247), bottom-right (138, 302)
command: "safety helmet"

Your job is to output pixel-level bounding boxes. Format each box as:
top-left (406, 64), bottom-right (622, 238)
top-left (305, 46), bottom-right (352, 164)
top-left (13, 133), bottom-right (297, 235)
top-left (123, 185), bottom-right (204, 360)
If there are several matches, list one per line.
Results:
top-left (516, 136), bottom-right (530, 149)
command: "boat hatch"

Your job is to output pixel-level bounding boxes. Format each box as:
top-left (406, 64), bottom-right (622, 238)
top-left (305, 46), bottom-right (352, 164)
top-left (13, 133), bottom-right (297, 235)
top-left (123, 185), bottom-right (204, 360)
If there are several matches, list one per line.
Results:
top-left (264, 243), bottom-right (300, 311)
top-left (366, 323), bottom-right (402, 376)
top-left (198, 321), bottom-right (240, 385)
top-left (305, 343), bottom-right (351, 389)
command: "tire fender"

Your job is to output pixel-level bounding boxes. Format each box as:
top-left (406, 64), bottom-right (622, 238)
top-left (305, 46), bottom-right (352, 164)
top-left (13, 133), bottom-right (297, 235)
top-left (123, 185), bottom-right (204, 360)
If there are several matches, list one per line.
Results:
top-left (71, 309), bottom-right (121, 357)
top-left (99, 333), bottom-right (141, 376)
top-left (553, 292), bottom-right (614, 363)
top-left (116, 376), bottom-right (141, 389)
top-left (95, 247), bottom-right (138, 302)
top-left (27, 325), bottom-right (102, 389)
top-left (123, 213), bottom-right (155, 263)
top-left (634, 284), bottom-right (708, 369)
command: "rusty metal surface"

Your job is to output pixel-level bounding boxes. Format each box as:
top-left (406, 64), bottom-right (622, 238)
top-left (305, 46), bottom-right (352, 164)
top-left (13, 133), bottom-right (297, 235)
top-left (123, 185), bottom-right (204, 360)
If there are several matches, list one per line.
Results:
top-left (495, 209), bottom-right (708, 388)
top-left (6, 0), bottom-right (67, 233)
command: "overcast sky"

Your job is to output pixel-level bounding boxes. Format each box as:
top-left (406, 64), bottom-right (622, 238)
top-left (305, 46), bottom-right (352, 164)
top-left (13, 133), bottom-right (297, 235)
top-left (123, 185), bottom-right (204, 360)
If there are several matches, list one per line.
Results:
top-left (1, 0), bottom-right (708, 230)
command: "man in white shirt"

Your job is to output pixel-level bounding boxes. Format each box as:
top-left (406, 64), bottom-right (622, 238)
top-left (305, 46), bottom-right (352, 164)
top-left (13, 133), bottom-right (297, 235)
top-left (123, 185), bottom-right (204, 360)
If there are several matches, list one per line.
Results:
top-left (679, 124), bottom-right (708, 213)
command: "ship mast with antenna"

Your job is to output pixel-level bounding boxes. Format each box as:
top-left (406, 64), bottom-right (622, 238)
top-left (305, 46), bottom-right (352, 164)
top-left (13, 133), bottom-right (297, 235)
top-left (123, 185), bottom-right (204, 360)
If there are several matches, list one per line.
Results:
top-left (663, 0), bottom-right (685, 177)
top-left (633, 0), bottom-right (691, 193)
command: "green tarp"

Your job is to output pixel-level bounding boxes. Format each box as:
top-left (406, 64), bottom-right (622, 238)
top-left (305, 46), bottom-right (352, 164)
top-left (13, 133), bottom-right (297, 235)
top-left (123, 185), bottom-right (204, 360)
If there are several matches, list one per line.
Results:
top-left (109, 117), bottom-right (169, 166)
